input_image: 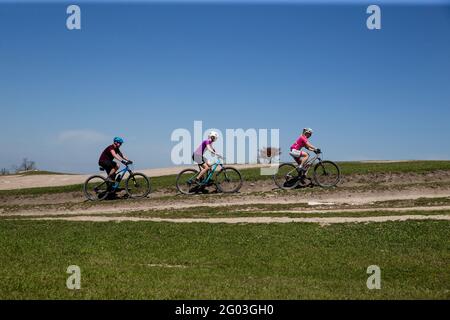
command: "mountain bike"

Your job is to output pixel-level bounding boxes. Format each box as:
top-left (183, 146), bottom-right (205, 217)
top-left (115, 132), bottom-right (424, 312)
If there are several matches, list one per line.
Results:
top-left (176, 156), bottom-right (243, 195)
top-left (83, 161), bottom-right (151, 201)
top-left (273, 150), bottom-right (341, 190)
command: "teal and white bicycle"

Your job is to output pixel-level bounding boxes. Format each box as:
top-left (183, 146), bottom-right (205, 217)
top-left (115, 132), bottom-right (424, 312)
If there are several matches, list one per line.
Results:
top-left (176, 156), bottom-right (243, 195)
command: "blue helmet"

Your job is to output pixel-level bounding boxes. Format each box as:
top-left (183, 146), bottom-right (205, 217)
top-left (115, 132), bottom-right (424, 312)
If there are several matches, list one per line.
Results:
top-left (113, 137), bottom-right (124, 144)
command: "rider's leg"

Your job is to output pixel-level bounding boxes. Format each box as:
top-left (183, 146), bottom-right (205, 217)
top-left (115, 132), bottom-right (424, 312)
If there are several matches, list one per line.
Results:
top-left (196, 162), bottom-right (211, 181)
top-left (289, 149), bottom-right (302, 165)
top-left (107, 163), bottom-right (119, 182)
top-left (299, 152), bottom-right (309, 168)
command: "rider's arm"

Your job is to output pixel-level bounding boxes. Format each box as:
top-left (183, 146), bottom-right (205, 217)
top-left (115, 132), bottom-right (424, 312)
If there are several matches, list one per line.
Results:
top-left (305, 142), bottom-right (317, 151)
top-left (111, 149), bottom-right (127, 162)
top-left (206, 144), bottom-right (219, 156)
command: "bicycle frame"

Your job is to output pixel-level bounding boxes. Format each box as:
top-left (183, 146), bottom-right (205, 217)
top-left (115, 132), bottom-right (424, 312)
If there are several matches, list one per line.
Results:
top-left (303, 152), bottom-right (322, 171)
top-left (109, 164), bottom-right (133, 189)
top-left (115, 165), bottom-right (132, 178)
top-left (197, 158), bottom-right (223, 185)
top-left (283, 152), bottom-right (322, 178)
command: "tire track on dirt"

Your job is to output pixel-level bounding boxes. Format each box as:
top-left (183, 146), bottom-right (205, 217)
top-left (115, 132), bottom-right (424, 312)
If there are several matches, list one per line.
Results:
top-left (12, 214), bottom-right (450, 225)
top-left (2, 188), bottom-right (450, 217)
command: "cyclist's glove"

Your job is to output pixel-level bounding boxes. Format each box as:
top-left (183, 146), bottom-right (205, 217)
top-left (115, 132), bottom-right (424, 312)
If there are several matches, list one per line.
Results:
top-left (315, 148), bottom-right (321, 154)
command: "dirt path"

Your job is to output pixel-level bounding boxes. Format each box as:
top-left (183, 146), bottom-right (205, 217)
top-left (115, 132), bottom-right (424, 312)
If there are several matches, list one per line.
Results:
top-left (18, 214), bottom-right (450, 225)
top-left (2, 185), bottom-right (449, 217)
top-left (2, 187), bottom-right (449, 217)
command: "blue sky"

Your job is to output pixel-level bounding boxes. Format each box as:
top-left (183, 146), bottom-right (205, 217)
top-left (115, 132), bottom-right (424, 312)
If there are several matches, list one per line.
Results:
top-left (1, 1), bottom-right (449, 173)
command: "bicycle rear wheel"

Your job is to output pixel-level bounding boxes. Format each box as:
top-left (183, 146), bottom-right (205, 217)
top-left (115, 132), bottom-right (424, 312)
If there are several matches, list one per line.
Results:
top-left (216, 167), bottom-right (243, 193)
top-left (273, 163), bottom-right (300, 190)
top-left (176, 169), bottom-right (200, 195)
top-left (313, 160), bottom-right (341, 187)
top-left (84, 175), bottom-right (109, 201)
top-left (125, 173), bottom-right (151, 198)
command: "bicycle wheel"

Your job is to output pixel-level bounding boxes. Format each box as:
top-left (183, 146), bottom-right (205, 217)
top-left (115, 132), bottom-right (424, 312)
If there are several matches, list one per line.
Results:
top-left (273, 163), bottom-right (300, 190)
top-left (125, 173), bottom-right (151, 198)
top-left (216, 167), bottom-right (243, 193)
top-left (176, 168), bottom-right (200, 195)
top-left (84, 175), bottom-right (109, 201)
top-left (313, 160), bottom-right (341, 188)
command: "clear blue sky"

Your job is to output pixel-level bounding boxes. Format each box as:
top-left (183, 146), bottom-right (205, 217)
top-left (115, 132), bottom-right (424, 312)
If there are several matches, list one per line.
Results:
top-left (1, 1), bottom-right (450, 173)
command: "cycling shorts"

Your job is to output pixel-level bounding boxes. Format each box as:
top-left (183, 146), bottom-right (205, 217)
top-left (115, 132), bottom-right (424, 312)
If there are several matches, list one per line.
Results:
top-left (289, 149), bottom-right (307, 158)
top-left (99, 159), bottom-right (118, 175)
top-left (192, 153), bottom-right (207, 165)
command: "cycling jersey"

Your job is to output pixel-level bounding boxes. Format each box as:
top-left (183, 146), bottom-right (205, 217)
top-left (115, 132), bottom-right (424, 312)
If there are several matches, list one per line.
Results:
top-left (290, 135), bottom-right (308, 151)
top-left (194, 139), bottom-right (212, 156)
top-left (99, 144), bottom-right (123, 163)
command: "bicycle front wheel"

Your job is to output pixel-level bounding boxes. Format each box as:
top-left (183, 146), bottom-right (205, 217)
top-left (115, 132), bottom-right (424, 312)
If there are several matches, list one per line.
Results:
top-left (125, 173), bottom-right (151, 198)
top-left (313, 160), bottom-right (341, 188)
top-left (84, 175), bottom-right (109, 201)
top-left (176, 169), bottom-right (200, 195)
top-left (216, 167), bottom-right (243, 193)
top-left (273, 163), bottom-right (300, 190)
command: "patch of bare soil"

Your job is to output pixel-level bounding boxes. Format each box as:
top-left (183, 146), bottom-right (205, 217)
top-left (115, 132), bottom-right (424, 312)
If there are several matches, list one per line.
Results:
top-left (340, 170), bottom-right (450, 187)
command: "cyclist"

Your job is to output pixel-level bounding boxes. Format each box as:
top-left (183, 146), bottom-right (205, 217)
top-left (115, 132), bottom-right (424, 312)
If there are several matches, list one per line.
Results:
top-left (98, 137), bottom-right (132, 182)
top-left (192, 131), bottom-right (221, 184)
top-left (289, 128), bottom-right (320, 173)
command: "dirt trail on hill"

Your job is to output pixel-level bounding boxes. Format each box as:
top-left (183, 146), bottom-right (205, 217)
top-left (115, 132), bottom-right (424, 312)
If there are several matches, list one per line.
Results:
top-left (2, 169), bottom-right (450, 207)
top-left (2, 188), bottom-right (449, 217)
top-left (1, 166), bottom-right (450, 219)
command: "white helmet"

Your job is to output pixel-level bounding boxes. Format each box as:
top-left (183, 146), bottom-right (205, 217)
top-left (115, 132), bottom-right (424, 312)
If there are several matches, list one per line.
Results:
top-left (208, 131), bottom-right (219, 140)
top-left (303, 128), bottom-right (313, 134)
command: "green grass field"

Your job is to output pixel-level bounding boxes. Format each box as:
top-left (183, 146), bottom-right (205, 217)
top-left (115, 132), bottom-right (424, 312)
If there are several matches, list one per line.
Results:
top-left (0, 220), bottom-right (448, 299)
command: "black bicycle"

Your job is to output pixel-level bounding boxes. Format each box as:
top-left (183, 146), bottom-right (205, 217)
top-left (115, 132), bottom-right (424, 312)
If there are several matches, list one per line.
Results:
top-left (83, 161), bottom-right (151, 200)
top-left (273, 149), bottom-right (341, 189)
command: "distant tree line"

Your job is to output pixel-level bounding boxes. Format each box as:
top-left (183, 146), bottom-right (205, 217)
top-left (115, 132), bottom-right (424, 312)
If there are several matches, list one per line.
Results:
top-left (1, 158), bottom-right (37, 175)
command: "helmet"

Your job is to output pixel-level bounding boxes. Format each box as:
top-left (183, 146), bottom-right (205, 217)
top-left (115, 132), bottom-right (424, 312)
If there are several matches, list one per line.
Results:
top-left (303, 128), bottom-right (313, 135)
top-left (113, 137), bottom-right (124, 144)
top-left (208, 131), bottom-right (219, 140)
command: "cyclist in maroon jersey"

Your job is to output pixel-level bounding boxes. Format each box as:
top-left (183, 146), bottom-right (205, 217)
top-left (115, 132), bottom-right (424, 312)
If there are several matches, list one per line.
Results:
top-left (98, 137), bottom-right (132, 182)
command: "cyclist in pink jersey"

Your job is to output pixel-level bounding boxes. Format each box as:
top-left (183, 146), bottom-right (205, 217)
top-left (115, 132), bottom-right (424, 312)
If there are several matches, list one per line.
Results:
top-left (192, 130), bottom-right (221, 183)
top-left (289, 128), bottom-right (320, 173)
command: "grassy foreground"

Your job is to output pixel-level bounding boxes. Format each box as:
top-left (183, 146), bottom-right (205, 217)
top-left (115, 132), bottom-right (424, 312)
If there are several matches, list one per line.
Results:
top-left (0, 220), bottom-right (449, 299)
